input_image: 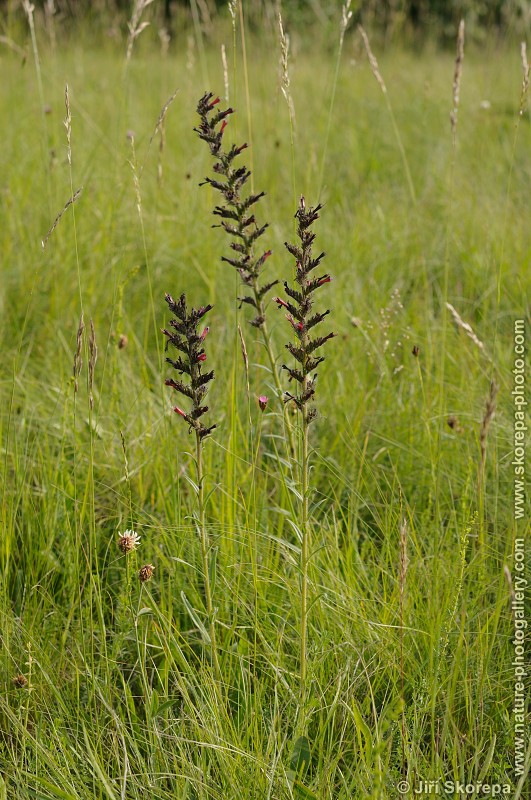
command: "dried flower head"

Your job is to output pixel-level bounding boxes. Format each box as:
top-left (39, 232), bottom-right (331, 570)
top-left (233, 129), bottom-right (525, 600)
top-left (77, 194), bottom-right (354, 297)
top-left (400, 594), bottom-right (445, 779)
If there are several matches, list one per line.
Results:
top-left (195, 92), bottom-right (277, 329)
top-left (163, 293), bottom-right (216, 440)
top-left (117, 529), bottom-right (140, 553)
top-left (138, 564), bottom-right (155, 583)
top-left (275, 197), bottom-right (335, 421)
top-left (13, 674), bottom-right (28, 688)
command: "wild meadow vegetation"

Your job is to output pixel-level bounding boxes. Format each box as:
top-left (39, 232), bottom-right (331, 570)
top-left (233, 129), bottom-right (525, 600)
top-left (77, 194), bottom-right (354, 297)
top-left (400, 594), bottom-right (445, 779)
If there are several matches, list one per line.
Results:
top-left (0, 2), bottom-right (530, 798)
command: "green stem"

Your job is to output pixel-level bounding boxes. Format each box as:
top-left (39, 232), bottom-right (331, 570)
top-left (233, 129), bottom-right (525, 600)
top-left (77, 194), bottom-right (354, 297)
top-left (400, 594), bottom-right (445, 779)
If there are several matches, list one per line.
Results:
top-left (259, 311), bottom-right (297, 462)
top-left (196, 431), bottom-right (221, 682)
top-left (299, 360), bottom-right (311, 711)
top-left (248, 269), bottom-right (296, 461)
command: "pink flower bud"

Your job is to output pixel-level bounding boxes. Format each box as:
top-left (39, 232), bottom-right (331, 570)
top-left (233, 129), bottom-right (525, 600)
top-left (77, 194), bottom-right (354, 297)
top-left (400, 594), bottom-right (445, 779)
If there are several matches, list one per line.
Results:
top-left (274, 297), bottom-right (289, 310)
top-left (220, 120), bottom-right (228, 134)
top-left (317, 275), bottom-right (331, 286)
top-left (197, 353), bottom-right (207, 363)
top-left (258, 395), bottom-right (268, 411)
top-left (200, 327), bottom-right (210, 341)
top-left (174, 407), bottom-right (187, 417)
top-left (208, 97), bottom-right (220, 110)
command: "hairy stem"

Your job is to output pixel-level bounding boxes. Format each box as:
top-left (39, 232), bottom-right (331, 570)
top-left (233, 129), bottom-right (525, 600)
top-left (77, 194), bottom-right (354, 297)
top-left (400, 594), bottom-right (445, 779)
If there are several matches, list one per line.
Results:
top-left (300, 382), bottom-right (310, 704)
top-left (259, 312), bottom-right (297, 461)
top-left (196, 431), bottom-right (221, 682)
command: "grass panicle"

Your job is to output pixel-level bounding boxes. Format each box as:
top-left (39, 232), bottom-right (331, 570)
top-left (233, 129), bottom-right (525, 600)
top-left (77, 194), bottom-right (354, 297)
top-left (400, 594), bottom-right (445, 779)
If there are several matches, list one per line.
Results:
top-left (479, 378), bottom-right (498, 476)
top-left (450, 19), bottom-right (465, 141)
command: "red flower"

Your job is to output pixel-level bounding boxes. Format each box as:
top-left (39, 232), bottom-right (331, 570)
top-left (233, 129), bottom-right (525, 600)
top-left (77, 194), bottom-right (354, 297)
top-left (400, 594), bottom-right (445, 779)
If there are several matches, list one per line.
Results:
top-left (274, 297), bottom-right (289, 310)
top-left (200, 327), bottom-right (210, 341)
top-left (287, 314), bottom-right (303, 331)
top-left (317, 275), bottom-right (331, 286)
top-left (174, 406), bottom-right (187, 418)
top-left (220, 120), bottom-right (228, 134)
top-left (197, 352), bottom-right (207, 363)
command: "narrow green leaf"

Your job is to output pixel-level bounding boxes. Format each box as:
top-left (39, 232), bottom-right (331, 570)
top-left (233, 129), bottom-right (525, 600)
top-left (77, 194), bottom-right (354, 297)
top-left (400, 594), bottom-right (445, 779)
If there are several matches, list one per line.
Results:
top-left (81, 723), bottom-right (119, 800)
top-left (19, 773), bottom-right (78, 800)
top-left (181, 591), bottom-right (211, 643)
top-left (208, 546), bottom-right (218, 595)
top-left (153, 697), bottom-right (180, 718)
top-left (290, 736), bottom-right (311, 778)
top-left (350, 699), bottom-right (372, 761)
top-left (294, 781), bottom-right (318, 799)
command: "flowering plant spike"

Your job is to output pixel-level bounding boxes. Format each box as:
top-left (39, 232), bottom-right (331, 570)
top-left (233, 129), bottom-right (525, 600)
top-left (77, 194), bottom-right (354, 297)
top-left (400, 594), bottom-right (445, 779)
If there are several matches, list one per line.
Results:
top-left (195, 92), bottom-right (277, 329)
top-left (275, 197), bottom-right (335, 421)
top-left (162, 292), bottom-right (216, 439)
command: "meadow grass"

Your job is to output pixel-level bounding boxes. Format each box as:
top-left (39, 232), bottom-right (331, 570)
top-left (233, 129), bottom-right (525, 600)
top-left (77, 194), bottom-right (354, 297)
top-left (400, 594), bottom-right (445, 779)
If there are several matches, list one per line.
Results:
top-left (0, 15), bottom-right (530, 800)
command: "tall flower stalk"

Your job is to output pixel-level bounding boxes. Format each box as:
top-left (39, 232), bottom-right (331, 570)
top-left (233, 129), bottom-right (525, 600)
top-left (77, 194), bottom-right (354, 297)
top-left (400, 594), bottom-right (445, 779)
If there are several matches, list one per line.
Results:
top-left (274, 197), bottom-right (335, 705)
top-left (195, 92), bottom-right (297, 460)
top-left (162, 293), bottom-right (220, 680)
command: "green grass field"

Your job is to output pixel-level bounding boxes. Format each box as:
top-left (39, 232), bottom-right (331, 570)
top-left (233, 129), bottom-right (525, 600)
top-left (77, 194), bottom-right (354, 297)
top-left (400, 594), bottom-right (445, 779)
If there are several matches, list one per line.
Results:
top-left (0, 8), bottom-right (530, 799)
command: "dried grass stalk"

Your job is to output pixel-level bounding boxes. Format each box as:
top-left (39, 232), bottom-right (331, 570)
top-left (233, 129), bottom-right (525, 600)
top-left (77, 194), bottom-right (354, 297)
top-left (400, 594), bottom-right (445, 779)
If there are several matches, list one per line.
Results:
top-left (450, 19), bottom-right (465, 141)
top-left (64, 83), bottom-right (72, 166)
top-left (41, 187), bottom-right (83, 249)
top-left (519, 41), bottom-right (530, 116)
top-left (480, 379), bottom-right (498, 473)
top-left (358, 25), bottom-right (387, 95)
top-left (73, 313), bottom-right (85, 393)
top-left (278, 11), bottom-right (296, 129)
top-left (88, 319), bottom-right (97, 411)
top-left (126, 0), bottom-right (154, 64)
top-left (445, 302), bottom-right (485, 353)
top-left (221, 44), bottom-right (229, 102)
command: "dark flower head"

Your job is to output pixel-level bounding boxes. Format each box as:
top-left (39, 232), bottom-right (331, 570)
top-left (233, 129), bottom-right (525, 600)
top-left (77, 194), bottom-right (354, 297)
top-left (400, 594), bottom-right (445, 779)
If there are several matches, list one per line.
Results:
top-left (138, 564), bottom-right (155, 583)
top-left (195, 93), bottom-right (277, 330)
top-left (276, 197), bottom-right (334, 419)
top-left (164, 293), bottom-right (216, 440)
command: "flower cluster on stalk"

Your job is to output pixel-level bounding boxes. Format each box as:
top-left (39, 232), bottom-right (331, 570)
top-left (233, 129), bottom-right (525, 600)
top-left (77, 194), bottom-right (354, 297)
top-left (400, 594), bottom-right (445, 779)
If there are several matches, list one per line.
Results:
top-left (195, 92), bottom-right (277, 329)
top-left (162, 293), bottom-right (216, 440)
top-left (275, 197), bottom-right (335, 421)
